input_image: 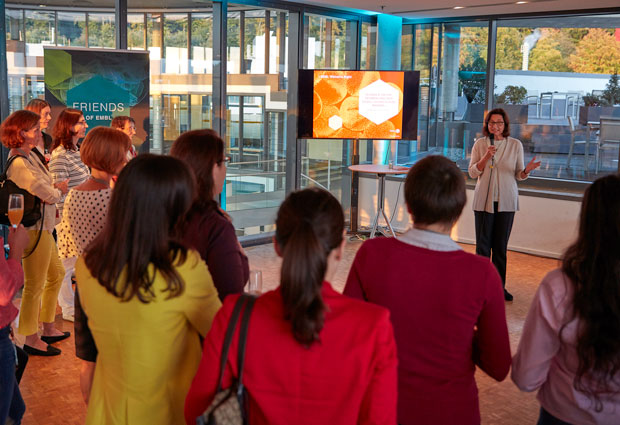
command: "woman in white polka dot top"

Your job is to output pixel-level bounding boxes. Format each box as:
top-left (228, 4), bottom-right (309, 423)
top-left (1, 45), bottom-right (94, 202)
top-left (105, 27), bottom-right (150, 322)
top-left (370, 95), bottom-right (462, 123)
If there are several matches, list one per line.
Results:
top-left (58, 127), bottom-right (130, 400)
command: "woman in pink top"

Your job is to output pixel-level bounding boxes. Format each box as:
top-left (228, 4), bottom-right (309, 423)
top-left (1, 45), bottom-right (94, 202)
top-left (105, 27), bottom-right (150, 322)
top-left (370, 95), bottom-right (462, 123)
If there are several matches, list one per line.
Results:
top-left (0, 225), bottom-right (30, 424)
top-left (512, 173), bottom-right (620, 425)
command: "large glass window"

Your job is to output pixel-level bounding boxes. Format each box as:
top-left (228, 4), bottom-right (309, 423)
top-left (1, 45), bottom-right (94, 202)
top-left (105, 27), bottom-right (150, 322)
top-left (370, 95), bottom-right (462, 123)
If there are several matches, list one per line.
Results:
top-left (494, 16), bottom-right (620, 181)
top-left (300, 14), bottom-right (358, 221)
top-left (225, 5), bottom-right (289, 236)
top-left (57, 12), bottom-right (86, 47)
top-left (401, 22), bottom-right (489, 171)
top-left (88, 13), bottom-right (115, 48)
top-left (128, 13), bottom-right (146, 50)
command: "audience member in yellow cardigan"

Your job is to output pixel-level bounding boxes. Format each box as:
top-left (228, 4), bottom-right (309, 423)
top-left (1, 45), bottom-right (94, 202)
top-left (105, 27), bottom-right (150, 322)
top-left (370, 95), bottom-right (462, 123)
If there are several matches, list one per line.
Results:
top-left (75, 154), bottom-right (222, 425)
top-left (0, 110), bottom-right (70, 357)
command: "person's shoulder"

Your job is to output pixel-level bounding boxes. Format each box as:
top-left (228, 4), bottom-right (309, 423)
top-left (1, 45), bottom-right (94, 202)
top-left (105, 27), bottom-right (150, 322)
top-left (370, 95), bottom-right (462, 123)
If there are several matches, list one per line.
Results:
top-left (333, 290), bottom-right (391, 325)
top-left (538, 268), bottom-right (572, 303)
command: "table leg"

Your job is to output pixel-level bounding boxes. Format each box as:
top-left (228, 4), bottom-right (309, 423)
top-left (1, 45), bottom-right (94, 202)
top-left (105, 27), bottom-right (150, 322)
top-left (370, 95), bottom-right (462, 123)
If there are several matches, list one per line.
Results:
top-left (371, 174), bottom-right (396, 238)
top-left (369, 175), bottom-right (383, 238)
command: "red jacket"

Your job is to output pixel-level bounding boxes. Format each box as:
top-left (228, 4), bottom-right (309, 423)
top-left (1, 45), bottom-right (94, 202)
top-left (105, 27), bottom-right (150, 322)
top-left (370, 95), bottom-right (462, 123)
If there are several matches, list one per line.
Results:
top-left (344, 237), bottom-right (511, 425)
top-left (185, 282), bottom-right (398, 425)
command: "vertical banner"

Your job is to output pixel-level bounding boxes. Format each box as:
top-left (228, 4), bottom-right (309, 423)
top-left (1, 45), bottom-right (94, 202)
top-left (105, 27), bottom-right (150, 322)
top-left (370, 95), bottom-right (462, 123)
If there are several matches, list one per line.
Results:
top-left (44, 47), bottom-right (150, 148)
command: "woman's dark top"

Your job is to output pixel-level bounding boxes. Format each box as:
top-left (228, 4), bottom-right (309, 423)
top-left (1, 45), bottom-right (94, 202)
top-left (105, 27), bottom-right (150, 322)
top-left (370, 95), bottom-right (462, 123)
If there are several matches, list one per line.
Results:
top-left (182, 202), bottom-right (249, 301)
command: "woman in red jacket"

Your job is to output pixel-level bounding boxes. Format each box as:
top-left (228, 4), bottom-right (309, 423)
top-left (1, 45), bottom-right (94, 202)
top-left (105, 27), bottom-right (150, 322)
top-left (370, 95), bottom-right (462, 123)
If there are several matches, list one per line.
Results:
top-left (185, 187), bottom-right (398, 425)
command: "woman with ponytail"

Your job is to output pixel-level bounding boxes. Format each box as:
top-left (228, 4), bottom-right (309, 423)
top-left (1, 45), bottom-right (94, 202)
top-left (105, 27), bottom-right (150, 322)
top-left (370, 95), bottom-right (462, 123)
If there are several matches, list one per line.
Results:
top-left (185, 187), bottom-right (398, 425)
top-left (512, 173), bottom-right (620, 425)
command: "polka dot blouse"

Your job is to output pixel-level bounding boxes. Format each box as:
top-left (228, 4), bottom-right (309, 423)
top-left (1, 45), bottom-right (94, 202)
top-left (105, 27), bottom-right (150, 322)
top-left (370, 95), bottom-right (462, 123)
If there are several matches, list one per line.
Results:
top-left (58, 188), bottom-right (112, 259)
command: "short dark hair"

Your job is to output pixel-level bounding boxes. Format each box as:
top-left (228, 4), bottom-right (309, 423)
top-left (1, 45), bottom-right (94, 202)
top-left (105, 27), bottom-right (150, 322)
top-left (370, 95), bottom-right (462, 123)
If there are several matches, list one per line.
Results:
top-left (404, 155), bottom-right (466, 226)
top-left (483, 108), bottom-right (510, 138)
top-left (110, 116), bottom-right (135, 130)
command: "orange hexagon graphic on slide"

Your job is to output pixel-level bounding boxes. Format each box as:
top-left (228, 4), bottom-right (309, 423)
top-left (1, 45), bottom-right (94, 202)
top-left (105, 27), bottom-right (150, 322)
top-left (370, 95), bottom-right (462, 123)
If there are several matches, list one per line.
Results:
top-left (313, 70), bottom-right (404, 139)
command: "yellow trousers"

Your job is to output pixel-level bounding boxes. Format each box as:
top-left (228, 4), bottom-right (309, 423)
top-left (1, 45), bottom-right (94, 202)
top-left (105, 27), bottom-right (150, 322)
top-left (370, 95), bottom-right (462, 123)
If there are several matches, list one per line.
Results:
top-left (18, 230), bottom-right (65, 336)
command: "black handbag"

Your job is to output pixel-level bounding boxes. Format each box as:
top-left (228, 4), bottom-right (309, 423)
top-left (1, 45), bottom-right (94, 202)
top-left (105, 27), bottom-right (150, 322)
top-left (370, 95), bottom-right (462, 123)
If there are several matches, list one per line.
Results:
top-left (197, 294), bottom-right (257, 425)
top-left (0, 155), bottom-right (42, 227)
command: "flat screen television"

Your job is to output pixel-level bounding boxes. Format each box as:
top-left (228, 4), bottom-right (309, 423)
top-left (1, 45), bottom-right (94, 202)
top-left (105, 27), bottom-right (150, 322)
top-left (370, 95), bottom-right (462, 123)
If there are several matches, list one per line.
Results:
top-left (298, 69), bottom-right (419, 140)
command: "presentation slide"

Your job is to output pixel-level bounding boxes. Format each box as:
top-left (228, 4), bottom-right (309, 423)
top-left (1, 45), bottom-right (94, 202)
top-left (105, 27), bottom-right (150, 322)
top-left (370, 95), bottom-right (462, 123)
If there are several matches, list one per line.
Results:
top-left (312, 70), bottom-right (404, 139)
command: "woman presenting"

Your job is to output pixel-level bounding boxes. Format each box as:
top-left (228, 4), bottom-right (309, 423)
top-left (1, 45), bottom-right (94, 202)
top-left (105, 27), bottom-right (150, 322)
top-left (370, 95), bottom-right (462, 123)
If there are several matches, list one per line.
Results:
top-left (468, 108), bottom-right (540, 301)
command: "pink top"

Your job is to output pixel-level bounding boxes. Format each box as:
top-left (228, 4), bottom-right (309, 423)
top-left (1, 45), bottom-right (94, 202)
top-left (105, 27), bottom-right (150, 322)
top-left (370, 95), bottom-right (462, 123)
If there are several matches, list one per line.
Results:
top-left (0, 238), bottom-right (25, 329)
top-left (512, 268), bottom-right (620, 424)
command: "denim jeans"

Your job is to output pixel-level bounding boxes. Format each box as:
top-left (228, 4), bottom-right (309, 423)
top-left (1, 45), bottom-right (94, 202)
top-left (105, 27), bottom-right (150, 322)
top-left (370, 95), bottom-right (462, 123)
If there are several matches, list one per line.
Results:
top-left (0, 326), bottom-right (25, 425)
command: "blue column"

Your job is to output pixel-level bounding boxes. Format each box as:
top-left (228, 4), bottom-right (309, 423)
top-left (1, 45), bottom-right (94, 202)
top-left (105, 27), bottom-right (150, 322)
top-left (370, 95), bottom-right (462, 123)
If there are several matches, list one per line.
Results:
top-left (373, 14), bottom-right (402, 164)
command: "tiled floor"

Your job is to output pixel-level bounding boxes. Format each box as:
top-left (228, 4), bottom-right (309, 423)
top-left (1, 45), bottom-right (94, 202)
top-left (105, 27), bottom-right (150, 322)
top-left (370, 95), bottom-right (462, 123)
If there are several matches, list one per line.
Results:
top-left (17, 240), bottom-right (558, 424)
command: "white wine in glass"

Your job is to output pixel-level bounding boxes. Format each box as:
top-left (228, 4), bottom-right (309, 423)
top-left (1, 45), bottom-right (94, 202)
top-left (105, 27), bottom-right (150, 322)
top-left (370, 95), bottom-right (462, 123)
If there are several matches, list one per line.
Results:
top-left (8, 193), bottom-right (24, 228)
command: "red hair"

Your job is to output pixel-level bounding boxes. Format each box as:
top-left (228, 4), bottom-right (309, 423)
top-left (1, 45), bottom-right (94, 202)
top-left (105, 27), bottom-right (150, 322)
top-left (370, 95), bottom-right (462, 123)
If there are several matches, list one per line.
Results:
top-left (0, 110), bottom-right (40, 149)
top-left (52, 108), bottom-right (83, 151)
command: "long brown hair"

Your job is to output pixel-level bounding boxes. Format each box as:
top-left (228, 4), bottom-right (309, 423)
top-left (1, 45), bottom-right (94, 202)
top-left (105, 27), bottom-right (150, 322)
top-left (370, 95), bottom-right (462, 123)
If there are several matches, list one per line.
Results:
top-left (170, 129), bottom-right (224, 212)
top-left (275, 188), bottom-right (344, 346)
top-left (561, 174), bottom-right (620, 410)
top-left (84, 154), bottom-right (196, 303)
top-left (52, 108), bottom-right (83, 151)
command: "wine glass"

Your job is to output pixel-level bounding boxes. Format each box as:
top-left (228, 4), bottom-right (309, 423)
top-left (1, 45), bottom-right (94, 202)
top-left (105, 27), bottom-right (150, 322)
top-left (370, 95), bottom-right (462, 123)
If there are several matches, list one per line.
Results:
top-left (8, 194), bottom-right (24, 228)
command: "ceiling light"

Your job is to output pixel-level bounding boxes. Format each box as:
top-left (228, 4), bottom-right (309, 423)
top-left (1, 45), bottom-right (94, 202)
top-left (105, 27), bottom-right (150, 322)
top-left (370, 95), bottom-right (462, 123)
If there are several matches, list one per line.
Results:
top-left (453, 6), bottom-right (465, 9)
top-left (516, 1), bottom-right (528, 3)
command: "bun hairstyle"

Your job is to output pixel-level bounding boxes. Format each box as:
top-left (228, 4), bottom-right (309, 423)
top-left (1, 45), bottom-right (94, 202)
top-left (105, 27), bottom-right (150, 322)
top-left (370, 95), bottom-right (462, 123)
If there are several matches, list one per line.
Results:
top-left (275, 187), bottom-right (344, 347)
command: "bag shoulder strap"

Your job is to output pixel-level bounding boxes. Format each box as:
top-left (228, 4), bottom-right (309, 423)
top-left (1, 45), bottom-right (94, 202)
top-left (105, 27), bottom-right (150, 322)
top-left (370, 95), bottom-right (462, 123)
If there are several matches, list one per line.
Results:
top-left (236, 295), bottom-right (256, 392)
top-left (214, 294), bottom-right (250, 394)
top-left (2, 154), bottom-right (25, 180)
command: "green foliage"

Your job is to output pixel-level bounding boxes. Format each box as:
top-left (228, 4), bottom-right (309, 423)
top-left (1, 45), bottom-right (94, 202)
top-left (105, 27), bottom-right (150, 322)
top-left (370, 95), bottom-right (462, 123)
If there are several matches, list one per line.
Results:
top-left (459, 27), bottom-right (488, 68)
top-left (495, 28), bottom-right (527, 70)
top-left (529, 29), bottom-right (575, 72)
top-left (569, 28), bottom-right (620, 74)
top-left (496, 85), bottom-right (527, 104)
top-left (460, 56), bottom-right (487, 103)
top-left (582, 94), bottom-right (603, 107)
top-left (602, 72), bottom-right (620, 106)
top-left (192, 17), bottom-right (212, 48)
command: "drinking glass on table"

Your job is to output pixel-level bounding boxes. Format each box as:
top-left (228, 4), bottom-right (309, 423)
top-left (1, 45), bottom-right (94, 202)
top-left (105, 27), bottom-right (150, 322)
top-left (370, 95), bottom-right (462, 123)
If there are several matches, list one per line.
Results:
top-left (8, 194), bottom-right (24, 228)
top-left (247, 270), bottom-right (263, 294)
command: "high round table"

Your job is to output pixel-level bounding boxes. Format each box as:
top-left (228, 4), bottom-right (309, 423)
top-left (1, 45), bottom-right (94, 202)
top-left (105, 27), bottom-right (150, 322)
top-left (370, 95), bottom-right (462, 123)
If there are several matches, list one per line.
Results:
top-left (348, 164), bottom-right (410, 238)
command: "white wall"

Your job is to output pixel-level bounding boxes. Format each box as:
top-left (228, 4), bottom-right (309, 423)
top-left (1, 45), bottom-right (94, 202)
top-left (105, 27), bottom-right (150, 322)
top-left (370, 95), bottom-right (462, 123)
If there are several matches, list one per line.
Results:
top-left (357, 176), bottom-right (581, 259)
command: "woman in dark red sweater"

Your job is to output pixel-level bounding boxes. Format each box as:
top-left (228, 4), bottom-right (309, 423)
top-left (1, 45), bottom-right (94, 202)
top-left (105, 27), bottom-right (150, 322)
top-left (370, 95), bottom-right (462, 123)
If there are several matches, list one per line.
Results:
top-left (185, 188), bottom-right (398, 425)
top-left (344, 155), bottom-right (511, 425)
top-left (170, 129), bottom-right (249, 301)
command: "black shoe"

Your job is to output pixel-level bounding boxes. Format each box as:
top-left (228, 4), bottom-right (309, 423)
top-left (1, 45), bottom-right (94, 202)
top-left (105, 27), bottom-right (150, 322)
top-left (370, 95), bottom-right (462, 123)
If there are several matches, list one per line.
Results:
top-left (41, 331), bottom-right (71, 344)
top-left (23, 344), bottom-right (61, 356)
top-left (504, 289), bottom-right (514, 302)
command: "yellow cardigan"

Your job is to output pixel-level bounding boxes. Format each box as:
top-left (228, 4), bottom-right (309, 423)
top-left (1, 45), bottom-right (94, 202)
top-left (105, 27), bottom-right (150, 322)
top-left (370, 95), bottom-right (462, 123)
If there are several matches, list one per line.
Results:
top-left (76, 250), bottom-right (222, 425)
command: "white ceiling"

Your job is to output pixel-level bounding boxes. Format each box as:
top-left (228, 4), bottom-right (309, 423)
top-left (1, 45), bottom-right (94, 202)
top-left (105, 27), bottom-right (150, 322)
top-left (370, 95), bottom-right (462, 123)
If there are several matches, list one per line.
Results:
top-left (291, 0), bottom-right (620, 19)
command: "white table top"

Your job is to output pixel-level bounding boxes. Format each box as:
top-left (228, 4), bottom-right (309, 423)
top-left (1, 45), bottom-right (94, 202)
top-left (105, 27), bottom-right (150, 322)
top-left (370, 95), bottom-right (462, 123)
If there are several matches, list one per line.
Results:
top-left (348, 164), bottom-right (410, 175)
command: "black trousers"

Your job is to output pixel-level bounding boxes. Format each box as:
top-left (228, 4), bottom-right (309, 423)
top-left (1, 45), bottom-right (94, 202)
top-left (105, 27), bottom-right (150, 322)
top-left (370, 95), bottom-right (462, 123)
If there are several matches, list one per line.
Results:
top-left (474, 202), bottom-right (515, 287)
